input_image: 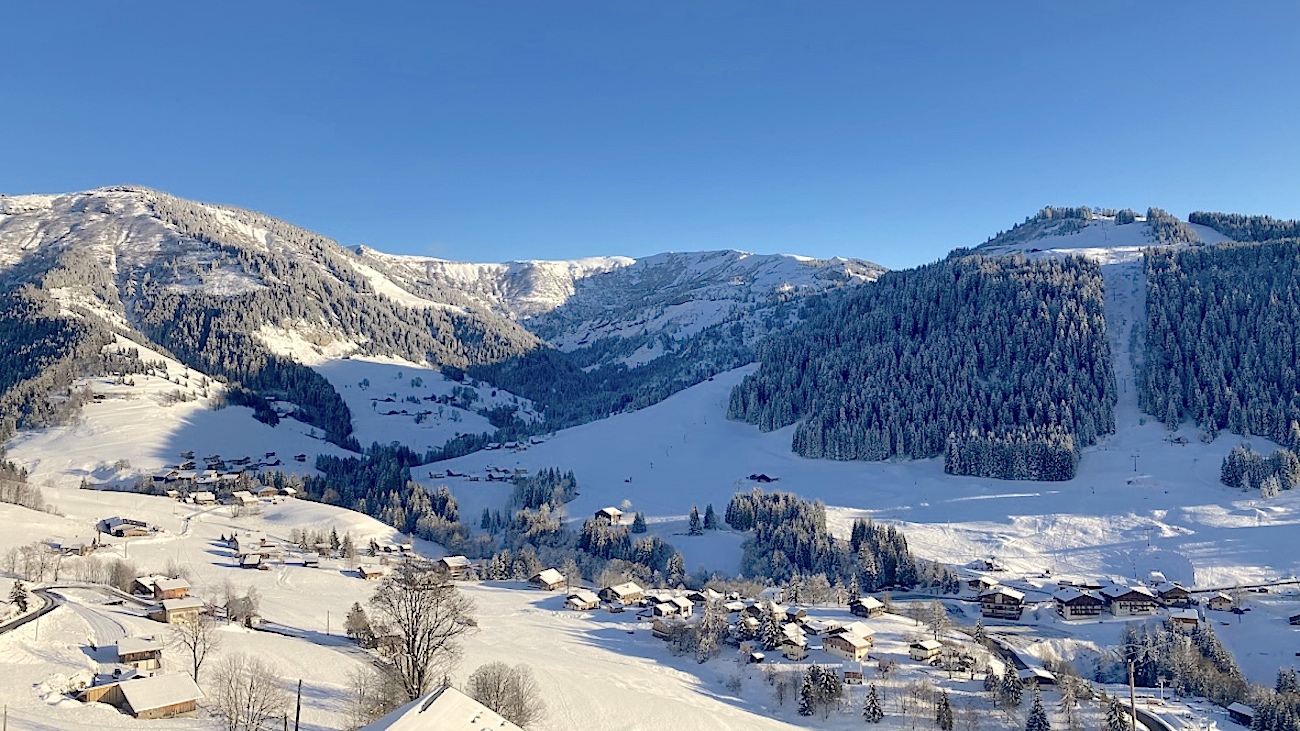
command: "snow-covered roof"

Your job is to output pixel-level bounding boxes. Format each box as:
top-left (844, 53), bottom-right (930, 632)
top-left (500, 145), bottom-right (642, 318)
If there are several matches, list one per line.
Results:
top-left (604, 581), bottom-right (643, 598)
top-left (980, 586), bottom-right (1026, 602)
top-left (853, 596), bottom-right (884, 609)
top-left (1170, 609), bottom-right (1200, 622)
top-left (1018, 668), bottom-right (1056, 682)
top-left (911, 639), bottom-right (942, 650)
top-left (1053, 588), bottom-right (1102, 604)
top-left (116, 637), bottom-right (163, 657)
top-left (1228, 703), bottom-right (1256, 718)
top-left (596, 506), bottom-right (623, 517)
top-left (669, 596), bottom-right (693, 610)
top-left (154, 578), bottom-right (189, 592)
top-left (830, 632), bottom-right (871, 649)
top-left (532, 568), bottom-right (563, 585)
top-left (1155, 582), bottom-right (1188, 595)
top-left (567, 590), bottom-right (599, 605)
top-left (118, 673), bottom-right (203, 713)
top-left (438, 555), bottom-right (471, 568)
top-left (1100, 584), bottom-right (1155, 600)
top-left (161, 597), bottom-right (204, 612)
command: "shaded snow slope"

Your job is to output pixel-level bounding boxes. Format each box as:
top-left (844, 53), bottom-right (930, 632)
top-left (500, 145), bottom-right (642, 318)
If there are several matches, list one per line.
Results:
top-left (978, 214), bottom-right (1232, 264)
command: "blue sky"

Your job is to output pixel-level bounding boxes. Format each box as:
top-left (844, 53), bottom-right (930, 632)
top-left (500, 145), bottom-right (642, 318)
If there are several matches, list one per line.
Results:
top-left (1, 2), bottom-right (1297, 269)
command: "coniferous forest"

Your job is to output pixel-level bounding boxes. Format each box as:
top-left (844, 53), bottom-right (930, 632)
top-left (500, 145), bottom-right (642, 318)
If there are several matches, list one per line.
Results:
top-left (1142, 240), bottom-right (1300, 449)
top-left (728, 255), bottom-right (1115, 480)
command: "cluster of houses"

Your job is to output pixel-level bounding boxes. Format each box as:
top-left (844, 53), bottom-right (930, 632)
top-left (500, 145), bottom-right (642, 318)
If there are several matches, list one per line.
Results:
top-left (151, 451), bottom-right (292, 488)
top-left (968, 571), bottom-right (1242, 626)
top-left (427, 465), bottom-right (532, 482)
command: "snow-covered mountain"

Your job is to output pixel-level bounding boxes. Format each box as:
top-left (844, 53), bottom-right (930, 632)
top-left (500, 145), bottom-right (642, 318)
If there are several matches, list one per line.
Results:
top-left (353, 247), bottom-right (883, 350)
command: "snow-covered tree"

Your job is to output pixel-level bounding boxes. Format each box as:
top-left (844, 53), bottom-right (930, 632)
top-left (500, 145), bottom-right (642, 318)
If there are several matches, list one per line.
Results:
top-left (9, 580), bottom-right (28, 613)
top-left (1025, 686), bottom-right (1050, 731)
top-left (937, 691), bottom-right (955, 731)
top-left (864, 683), bottom-right (885, 723)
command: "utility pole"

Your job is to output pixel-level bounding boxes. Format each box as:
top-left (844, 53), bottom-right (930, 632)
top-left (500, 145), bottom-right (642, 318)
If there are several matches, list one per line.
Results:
top-left (1129, 659), bottom-right (1138, 731)
top-left (295, 680), bottom-right (303, 731)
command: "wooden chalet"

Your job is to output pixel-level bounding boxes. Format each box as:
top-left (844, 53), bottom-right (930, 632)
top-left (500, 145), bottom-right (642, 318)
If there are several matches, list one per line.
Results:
top-left (565, 590), bottom-right (600, 611)
top-left (968, 576), bottom-right (1000, 592)
top-left (1169, 609), bottom-right (1200, 628)
top-left (1207, 592), bottom-right (1236, 612)
top-left (79, 673), bottom-right (203, 719)
top-left (1228, 703), bottom-right (1257, 727)
top-left (1053, 588), bottom-right (1104, 620)
top-left (594, 506), bottom-right (624, 525)
top-left (824, 631), bottom-right (872, 662)
top-left (850, 596), bottom-right (885, 618)
top-left (1156, 582), bottom-right (1191, 607)
top-left (358, 565), bottom-right (386, 581)
top-left (979, 586), bottom-right (1026, 619)
top-left (192, 491), bottom-right (216, 505)
top-left (116, 637), bottom-right (163, 672)
top-left (909, 639), bottom-right (942, 662)
top-left (1100, 585), bottom-right (1158, 616)
top-left (152, 577), bottom-right (190, 601)
top-left (436, 555), bottom-right (472, 580)
top-left (1018, 667), bottom-right (1057, 686)
top-left (149, 597), bottom-right (203, 624)
top-left (784, 606), bottom-right (808, 622)
top-left (780, 635), bottom-right (809, 661)
top-left (599, 581), bottom-right (644, 605)
top-left (529, 568), bottom-right (565, 591)
top-left (256, 486), bottom-right (279, 499)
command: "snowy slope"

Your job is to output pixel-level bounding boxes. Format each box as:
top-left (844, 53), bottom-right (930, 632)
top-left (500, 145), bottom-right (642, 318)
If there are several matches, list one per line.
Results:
top-left (355, 247), bottom-right (885, 351)
top-left (977, 213), bottom-right (1232, 263)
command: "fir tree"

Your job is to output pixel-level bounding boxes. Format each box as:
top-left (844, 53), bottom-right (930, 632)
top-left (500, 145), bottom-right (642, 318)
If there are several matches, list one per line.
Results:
top-left (1025, 686), bottom-right (1050, 731)
top-left (798, 672), bottom-right (817, 716)
top-left (631, 511), bottom-right (647, 533)
top-left (937, 691), bottom-right (955, 731)
top-left (688, 506), bottom-right (703, 535)
top-left (703, 503), bottom-right (718, 530)
top-left (1001, 669), bottom-right (1023, 708)
top-left (864, 683), bottom-right (885, 723)
top-left (1106, 697), bottom-right (1130, 731)
top-left (974, 618), bottom-right (987, 644)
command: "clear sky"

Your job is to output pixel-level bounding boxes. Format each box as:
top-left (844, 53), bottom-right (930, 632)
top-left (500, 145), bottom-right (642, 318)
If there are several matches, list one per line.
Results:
top-left (1, 2), bottom-right (1298, 270)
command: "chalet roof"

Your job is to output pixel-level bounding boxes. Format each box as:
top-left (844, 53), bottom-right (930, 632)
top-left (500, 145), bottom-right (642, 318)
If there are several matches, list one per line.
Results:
top-left (438, 555), bottom-right (471, 568)
top-left (1228, 704), bottom-right (1256, 718)
top-left (116, 637), bottom-right (163, 657)
top-left (160, 597), bottom-right (204, 612)
top-left (1156, 582), bottom-right (1189, 595)
top-left (362, 685), bottom-right (523, 731)
top-left (532, 568), bottom-right (564, 585)
top-left (1053, 588), bottom-right (1103, 604)
top-left (669, 596), bottom-right (693, 610)
top-left (1170, 609), bottom-right (1200, 622)
top-left (911, 639), bottom-right (942, 651)
top-left (1211, 591), bottom-right (1234, 602)
top-left (118, 673), bottom-right (203, 713)
top-left (980, 586), bottom-right (1026, 602)
top-left (596, 506), bottom-right (623, 517)
top-left (154, 578), bottom-right (189, 593)
top-left (830, 632), bottom-right (872, 649)
top-left (359, 565), bottom-right (386, 577)
top-left (1018, 668), bottom-right (1056, 682)
top-left (604, 581), bottom-right (643, 598)
top-left (852, 596), bottom-right (884, 609)
top-left (567, 590), bottom-right (599, 605)
top-left (1100, 584), bottom-right (1156, 600)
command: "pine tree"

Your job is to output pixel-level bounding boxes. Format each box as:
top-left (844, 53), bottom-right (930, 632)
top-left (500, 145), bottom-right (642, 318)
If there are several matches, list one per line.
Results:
top-left (937, 691), bottom-right (954, 731)
top-left (1001, 669), bottom-right (1023, 708)
top-left (1025, 686), bottom-right (1050, 731)
top-left (631, 511), bottom-right (647, 533)
top-left (974, 618), bottom-right (987, 644)
top-left (798, 671), bottom-right (817, 716)
top-left (760, 606), bottom-right (783, 651)
top-left (864, 683), bottom-right (885, 723)
top-left (703, 503), bottom-right (718, 530)
top-left (816, 665), bottom-right (843, 717)
top-left (9, 580), bottom-right (28, 613)
top-left (688, 506), bottom-right (703, 535)
top-left (329, 526), bottom-right (340, 552)
top-left (1105, 697), bottom-right (1130, 731)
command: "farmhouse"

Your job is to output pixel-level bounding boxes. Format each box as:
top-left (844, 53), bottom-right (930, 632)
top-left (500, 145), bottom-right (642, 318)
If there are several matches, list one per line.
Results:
top-left (1018, 668), bottom-right (1057, 686)
top-left (979, 586), bottom-right (1026, 619)
top-left (670, 596), bottom-right (694, 618)
top-left (116, 637), bottom-right (164, 672)
top-left (79, 673), bottom-right (203, 719)
top-left (565, 590), bottom-right (600, 611)
top-left (1207, 592), bottom-right (1236, 612)
top-left (1053, 588), bottom-right (1105, 620)
top-left (968, 576), bottom-right (1000, 592)
top-left (599, 582), bottom-right (644, 605)
top-left (192, 491), bottom-right (216, 505)
top-left (529, 568), bottom-right (565, 591)
top-left (240, 554), bottom-right (263, 569)
top-left (784, 606), bottom-right (808, 622)
top-left (1156, 582), bottom-right (1191, 607)
top-left (594, 507), bottom-right (624, 525)
top-left (850, 596), bottom-right (885, 618)
top-left (686, 588), bottom-right (723, 606)
top-left (153, 577), bottom-right (190, 601)
top-left (360, 684), bottom-right (522, 731)
top-left (149, 597), bottom-right (204, 624)
top-left (359, 565), bottom-right (386, 581)
top-left (1100, 585), bottom-right (1158, 616)
top-left (230, 490), bottom-right (259, 507)
top-left (824, 631), bottom-right (872, 662)
top-left (909, 639), bottom-right (942, 662)
top-left (436, 555), bottom-right (472, 580)
top-left (256, 486), bottom-right (279, 499)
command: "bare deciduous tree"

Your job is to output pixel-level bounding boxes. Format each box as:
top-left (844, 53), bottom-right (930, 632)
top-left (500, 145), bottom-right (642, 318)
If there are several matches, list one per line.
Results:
top-left (369, 560), bottom-right (476, 701)
top-left (208, 652), bottom-right (289, 731)
top-left (170, 613), bottom-right (220, 683)
top-left (344, 666), bottom-right (403, 731)
top-left (466, 662), bottom-right (546, 728)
